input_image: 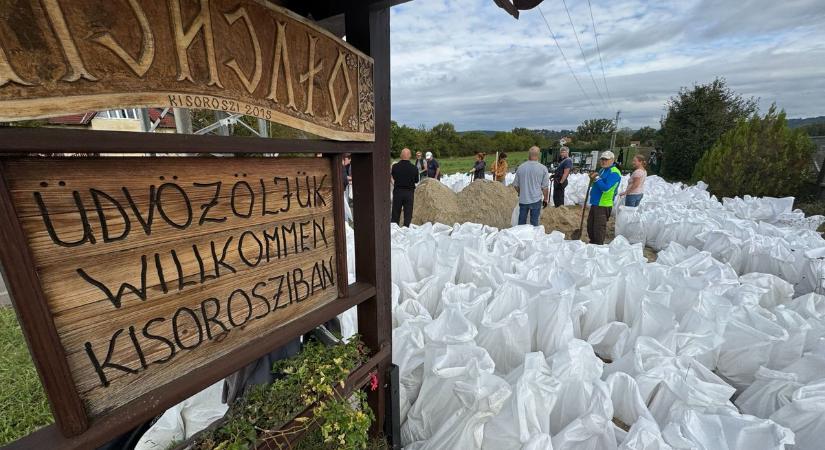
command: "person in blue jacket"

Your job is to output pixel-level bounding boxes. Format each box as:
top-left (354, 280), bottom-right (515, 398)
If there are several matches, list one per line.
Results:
top-left (587, 150), bottom-right (622, 245)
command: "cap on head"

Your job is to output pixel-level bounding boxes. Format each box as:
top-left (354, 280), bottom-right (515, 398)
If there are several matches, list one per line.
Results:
top-left (600, 150), bottom-right (615, 160)
top-left (425, 151), bottom-right (433, 159)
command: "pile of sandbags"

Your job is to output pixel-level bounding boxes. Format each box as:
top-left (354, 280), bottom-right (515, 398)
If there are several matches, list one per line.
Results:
top-left (391, 220), bottom-right (825, 449)
top-left (616, 178), bottom-right (825, 294)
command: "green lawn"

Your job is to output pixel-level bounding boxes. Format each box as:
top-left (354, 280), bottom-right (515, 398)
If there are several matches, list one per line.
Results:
top-left (0, 308), bottom-right (52, 445)
top-left (437, 151), bottom-right (529, 175)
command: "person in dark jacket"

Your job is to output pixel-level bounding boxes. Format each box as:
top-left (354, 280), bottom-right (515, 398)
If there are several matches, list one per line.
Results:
top-left (472, 152), bottom-right (486, 180)
top-left (391, 148), bottom-right (418, 226)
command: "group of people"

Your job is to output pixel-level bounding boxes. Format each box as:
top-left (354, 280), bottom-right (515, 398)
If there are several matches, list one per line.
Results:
top-left (469, 152), bottom-right (510, 182)
top-left (512, 146), bottom-right (648, 245)
top-left (391, 145), bottom-right (648, 245)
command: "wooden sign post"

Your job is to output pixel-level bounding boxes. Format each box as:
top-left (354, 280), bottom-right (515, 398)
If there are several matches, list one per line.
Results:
top-left (0, 1), bottom-right (395, 448)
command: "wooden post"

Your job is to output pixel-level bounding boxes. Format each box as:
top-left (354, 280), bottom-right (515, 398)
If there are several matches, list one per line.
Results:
top-left (346, 2), bottom-right (392, 435)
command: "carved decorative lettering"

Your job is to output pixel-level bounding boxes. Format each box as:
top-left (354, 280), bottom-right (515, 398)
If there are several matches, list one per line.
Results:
top-left (0, 0), bottom-right (374, 141)
top-left (41, 0), bottom-right (98, 81)
top-left (267, 21), bottom-right (296, 110)
top-left (300, 34), bottom-right (323, 116)
top-left (168, 0), bottom-right (223, 87)
top-left (327, 50), bottom-right (353, 126)
top-left (0, 45), bottom-right (33, 87)
top-left (223, 7), bottom-right (262, 94)
top-left (90, 0), bottom-right (155, 77)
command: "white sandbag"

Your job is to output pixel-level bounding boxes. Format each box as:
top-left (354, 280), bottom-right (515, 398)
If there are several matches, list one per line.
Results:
top-left (483, 352), bottom-right (560, 450)
top-left (551, 381), bottom-right (617, 450)
top-left (402, 344), bottom-right (495, 445)
top-left (394, 299), bottom-right (432, 328)
top-left (439, 282), bottom-right (492, 324)
top-left (402, 275), bottom-right (443, 318)
top-left (392, 243), bottom-right (417, 286)
top-left (645, 369), bottom-right (737, 428)
top-left (785, 293), bottom-right (825, 352)
top-left (136, 381), bottom-right (227, 450)
top-left (738, 273), bottom-right (794, 308)
top-left (338, 306), bottom-right (358, 342)
top-left (423, 306), bottom-right (477, 345)
top-left (664, 409), bottom-right (793, 450)
top-left (626, 298), bottom-right (677, 354)
top-left (578, 277), bottom-right (623, 339)
top-left (619, 417), bottom-right (672, 450)
top-left (771, 379), bottom-right (825, 450)
top-left (407, 371), bottom-right (511, 450)
top-left (607, 372), bottom-right (657, 444)
top-left (393, 322), bottom-right (427, 424)
top-left (535, 288), bottom-right (576, 357)
top-left (769, 306), bottom-right (810, 369)
top-left (616, 206), bottom-right (646, 244)
top-left (476, 289), bottom-right (531, 375)
top-left (407, 234), bottom-right (438, 279)
top-left (548, 341), bottom-right (605, 434)
top-left (587, 322), bottom-right (630, 362)
top-left (674, 291), bottom-right (733, 370)
top-left (717, 306), bottom-right (789, 389)
top-left (735, 366), bottom-right (800, 418)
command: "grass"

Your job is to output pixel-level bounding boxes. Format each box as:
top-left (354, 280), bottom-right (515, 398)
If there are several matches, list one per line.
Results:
top-left (0, 308), bottom-right (53, 445)
top-left (437, 151), bottom-right (529, 175)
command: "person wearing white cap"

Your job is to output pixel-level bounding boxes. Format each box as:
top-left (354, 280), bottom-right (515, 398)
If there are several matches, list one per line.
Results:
top-left (586, 150), bottom-right (621, 245)
top-left (425, 151), bottom-right (440, 180)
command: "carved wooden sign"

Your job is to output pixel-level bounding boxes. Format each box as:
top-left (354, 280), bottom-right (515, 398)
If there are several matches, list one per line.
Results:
top-left (1, 156), bottom-right (339, 426)
top-left (0, 0), bottom-right (374, 141)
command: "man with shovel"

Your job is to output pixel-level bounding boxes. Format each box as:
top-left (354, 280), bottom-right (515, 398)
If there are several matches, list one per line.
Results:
top-left (586, 151), bottom-right (622, 244)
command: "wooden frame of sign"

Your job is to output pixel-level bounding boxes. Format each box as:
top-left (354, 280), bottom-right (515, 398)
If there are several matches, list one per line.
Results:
top-left (0, 1), bottom-right (394, 448)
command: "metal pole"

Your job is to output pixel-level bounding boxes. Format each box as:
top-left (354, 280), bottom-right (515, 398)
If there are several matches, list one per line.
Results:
top-left (174, 108), bottom-right (193, 134)
top-left (257, 118), bottom-right (268, 138)
top-left (139, 108), bottom-right (152, 132)
top-left (609, 110), bottom-right (620, 150)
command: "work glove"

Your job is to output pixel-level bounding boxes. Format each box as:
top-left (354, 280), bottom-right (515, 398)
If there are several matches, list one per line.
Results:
top-left (542, 200), bottom-right (548, 208)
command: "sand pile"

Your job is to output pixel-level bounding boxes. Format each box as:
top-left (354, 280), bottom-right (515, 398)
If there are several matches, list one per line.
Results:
top-left (411, 179), bottom-right (517, 229)
top-left (457, 180), bottom-right (518, 229)
top-left (410, 178), bottom-right (460, 225)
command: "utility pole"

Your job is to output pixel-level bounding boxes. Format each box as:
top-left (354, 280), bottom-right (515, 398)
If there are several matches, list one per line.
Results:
top-left (609, 110), bottom-right (620, 150)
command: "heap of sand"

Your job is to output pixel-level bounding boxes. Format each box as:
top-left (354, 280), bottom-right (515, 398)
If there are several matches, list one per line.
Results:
top-left (411, 178), bottom-right (615, 238)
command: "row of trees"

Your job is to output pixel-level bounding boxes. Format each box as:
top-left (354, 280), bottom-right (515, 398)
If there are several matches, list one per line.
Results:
top-left (390, 122), bottom-right (574, 158)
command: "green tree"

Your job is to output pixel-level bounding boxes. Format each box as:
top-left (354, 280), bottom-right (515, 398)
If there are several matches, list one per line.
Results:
top-left (693, 105), bottom-right (814, 198)
top-left (459, 131), bottom-right (494, 156)
top-left (575, 118), bottom-right (616, 142)
top-left (426, 122), bottom-right (461, 158)
top-left (390, 120), bottom-right (426, 157)
top-left (632, 126), bottom-right (658, 146)
top-left (660, 78), bottom-right (757, 181)
top-left (800, 122), bottom-right (825, 137)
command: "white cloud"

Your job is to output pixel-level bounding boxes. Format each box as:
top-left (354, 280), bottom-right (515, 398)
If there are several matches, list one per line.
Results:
top-left (389, 0), bottom-right (825, 130)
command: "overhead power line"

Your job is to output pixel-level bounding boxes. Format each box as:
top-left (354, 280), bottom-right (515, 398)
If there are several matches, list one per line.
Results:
top-left (587, 0), bottom-right (612, 108)
top-left (560, 0), bottom-right (608, 110)
top-left (537, 6), bottom-right (597, 111)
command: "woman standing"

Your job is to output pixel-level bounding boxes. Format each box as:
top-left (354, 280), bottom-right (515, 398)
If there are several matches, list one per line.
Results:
top-left (493, 152), bottom-right (508, 182)
top-left (472, 152), bottom-right (486, 180)
top-left (619, 154), bottom-right (647, 207)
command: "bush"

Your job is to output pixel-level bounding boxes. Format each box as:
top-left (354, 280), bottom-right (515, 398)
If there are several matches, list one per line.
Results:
top-left (693, 105), bottom-right (815, 198)
top-left (660, 78), bottom-right (757, 181)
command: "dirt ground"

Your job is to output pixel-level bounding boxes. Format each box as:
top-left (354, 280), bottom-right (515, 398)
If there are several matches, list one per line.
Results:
top-left (411, 179), bottom-right (658, 261)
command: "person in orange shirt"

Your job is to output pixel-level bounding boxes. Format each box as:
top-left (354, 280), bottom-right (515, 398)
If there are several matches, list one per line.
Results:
top-left (492, 152), bottom-right (508, 182)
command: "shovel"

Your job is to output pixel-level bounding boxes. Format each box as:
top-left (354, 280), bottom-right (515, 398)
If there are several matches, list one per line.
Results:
top-left (570, 180), bottom-right (593, 240)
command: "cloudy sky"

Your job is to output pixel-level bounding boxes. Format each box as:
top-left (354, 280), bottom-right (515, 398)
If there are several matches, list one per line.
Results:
top-left (388, 0), bottom-right (825, 131)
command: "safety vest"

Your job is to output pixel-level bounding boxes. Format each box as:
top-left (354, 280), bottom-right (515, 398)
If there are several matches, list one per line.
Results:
top-left (595, 166), bottom-right (622, 207)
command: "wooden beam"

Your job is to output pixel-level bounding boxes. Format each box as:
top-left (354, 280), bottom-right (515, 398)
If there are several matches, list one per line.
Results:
top-left (0, 128), bottom-right (373, 155)
top-left (346, 1), bottom-right (393, 436)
